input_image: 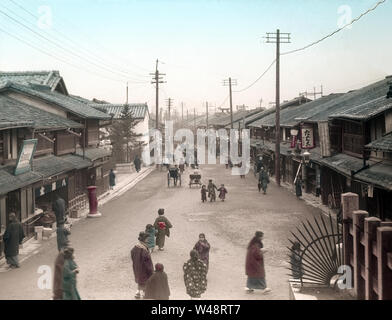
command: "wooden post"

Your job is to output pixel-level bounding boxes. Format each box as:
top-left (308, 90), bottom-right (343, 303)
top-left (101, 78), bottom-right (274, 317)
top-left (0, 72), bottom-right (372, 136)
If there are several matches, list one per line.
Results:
top-left (352, 210), bottom-right (368, 300)
top-left (341, 193), bottom-right (359, 266)
top-left (377, 227), bottom-right (392, 300)
top-left (364, 217), bottom-right (381, 300)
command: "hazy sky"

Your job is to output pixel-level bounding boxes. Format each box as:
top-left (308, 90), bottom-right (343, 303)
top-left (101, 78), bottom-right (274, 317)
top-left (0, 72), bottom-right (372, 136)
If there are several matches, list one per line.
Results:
top-left (0, 0), bottom-right (391, 115)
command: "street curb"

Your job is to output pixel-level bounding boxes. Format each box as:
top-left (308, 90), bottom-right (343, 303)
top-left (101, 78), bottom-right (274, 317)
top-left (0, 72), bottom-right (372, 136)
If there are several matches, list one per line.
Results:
top-left (0, 166), bottom-right (155, 271)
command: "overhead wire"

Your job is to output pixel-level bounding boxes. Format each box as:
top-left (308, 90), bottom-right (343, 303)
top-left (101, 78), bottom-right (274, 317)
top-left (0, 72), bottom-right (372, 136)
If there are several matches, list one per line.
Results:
top-left (6, 0), bottom-right (151, 79)
top-left (0, 5), bottom-right (149, 83)
top-left (233, 0), bottom-right (386, 93)
top-left (23, 0), bottom-right (151, 73)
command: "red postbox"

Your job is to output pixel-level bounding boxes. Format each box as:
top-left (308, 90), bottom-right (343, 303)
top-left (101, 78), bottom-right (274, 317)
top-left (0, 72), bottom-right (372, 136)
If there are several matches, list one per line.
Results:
top-left (87, 186), bottom-right (102, 218)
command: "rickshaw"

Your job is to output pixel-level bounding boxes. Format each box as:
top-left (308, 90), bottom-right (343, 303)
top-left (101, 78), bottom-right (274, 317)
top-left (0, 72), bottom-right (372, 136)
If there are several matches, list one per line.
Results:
top-left (189, 171), bottom-right (202, 188)
top-left (167, 166), bottom-right (181, 187)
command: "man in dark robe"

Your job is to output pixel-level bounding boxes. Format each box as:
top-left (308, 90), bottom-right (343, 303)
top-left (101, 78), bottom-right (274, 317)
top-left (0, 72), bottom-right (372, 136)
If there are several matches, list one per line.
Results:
top-left (258, 167), bottom-right (270, 194)
top-left (134, 155), bottom-right (141, 173)
top-left (207, 180), bottom-right (218, 202)
top-left (3, 213), bottom-right (25, 268)
top-left (153, 209), bottom-right (173, 251)
top-left (144, 263), bottom-right (170, 300)
top-left (52, 195), bottom-right (66, 225)
top-left (109, 169), bottom-right (116, 189)
top-left (295, 177), bottom-right (303, 198)
top-left (131, 232), bottom-right (154, 299)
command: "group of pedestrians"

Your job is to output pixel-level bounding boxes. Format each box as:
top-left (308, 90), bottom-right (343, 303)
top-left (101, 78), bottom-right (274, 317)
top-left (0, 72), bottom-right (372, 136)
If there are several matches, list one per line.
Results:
top-left (51, 195), bottom-right (81, 300)
top-left (130, 207), bottom-right (213, 300)
top-left (201, 179), bottom-right (228, 202)
top-left (130, 208), bottom-right (173, 299)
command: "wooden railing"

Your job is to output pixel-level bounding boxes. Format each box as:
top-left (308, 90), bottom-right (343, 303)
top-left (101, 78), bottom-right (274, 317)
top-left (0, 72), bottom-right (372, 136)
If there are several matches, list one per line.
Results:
top-left (342, 193), bottom-right (392, 300)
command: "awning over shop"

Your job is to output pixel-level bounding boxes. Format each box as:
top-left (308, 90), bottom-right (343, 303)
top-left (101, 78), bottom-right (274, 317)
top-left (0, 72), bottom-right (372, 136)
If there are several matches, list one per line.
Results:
top-left (314, 153), bottom-right (364, 177)
top-left (0, 166), bottom-right (41, 195)
top-left (355, 162), bottom-right (392, 191)
top-left (75, 147), bottom-right (112, 161)
top-left (33, 155), bottom-right (76, 178)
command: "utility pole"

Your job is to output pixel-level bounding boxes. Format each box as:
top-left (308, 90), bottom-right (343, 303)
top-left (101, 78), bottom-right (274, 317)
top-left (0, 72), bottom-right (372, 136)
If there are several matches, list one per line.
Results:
top-left (181, 102), bottom-right (184, 124)
top-left (299, 85), bottom-right (323, 100)
top-left (166, 98), bottom-right (173, 121)
top-left (193, 108), bottom-right (196, 134)
top-left (223, 77), bottom-right (237, 129)
top-left (265, 29), bottom-right (291, 187)
top-left (206, 101), bottom-right (209, 129)
top-left (126, 82), bottom-right (128, 104)
top-left (150, 59), bottom-right (166, 129)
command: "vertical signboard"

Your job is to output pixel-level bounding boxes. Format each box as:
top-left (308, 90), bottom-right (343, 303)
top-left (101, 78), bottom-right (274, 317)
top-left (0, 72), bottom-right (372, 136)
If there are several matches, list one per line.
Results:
top-left (14, 139), bottom-right (38, 175)
top-left (301, 125), bottom-right (315, 149)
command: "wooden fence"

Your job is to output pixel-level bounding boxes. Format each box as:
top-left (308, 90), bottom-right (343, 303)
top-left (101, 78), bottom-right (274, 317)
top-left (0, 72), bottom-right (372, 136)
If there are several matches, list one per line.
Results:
top-left (342, 192), bottom-right (392, 300)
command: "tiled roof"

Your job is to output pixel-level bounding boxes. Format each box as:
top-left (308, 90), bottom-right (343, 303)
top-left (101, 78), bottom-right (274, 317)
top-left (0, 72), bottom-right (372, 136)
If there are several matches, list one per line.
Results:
top-left (324, 76), bottom-right (392, 121)
top-left (209, 109), bottom-right (258, 127)
top-left (0, 165), bottom-right (41, 195)
top-left (247, 96), bottom-right (312, 127)
top-left (0, 120), bottom-right (34, 129)
top-left (68, 95), bottom-right (93, 104)
top-left (33, 155), bottom-right (77, 178)
top-left (315, 153), bottom-right (392, 190)
top-left (355, 162), bottom-right (392, 190)
top-left (365, 132), bottom-right (392, 152)
top-left (60, 154), bottom-right (93, 169)
top-left (0, 95), bottom-right (83, 130)
top-left (0, 154), bottom-right (98, 195)
top-left (75, 147), bottom-right (112, 161)
top-left (315, 153), bottom-right (364, 177)
top-left (252, 139), bottom-right (322, 160)
top-left (0, 82), bottom-right (111, 120)
top-left (0, 70), bottom-right (67, 94)
top-left (90, 103), bottom-right (148, 120)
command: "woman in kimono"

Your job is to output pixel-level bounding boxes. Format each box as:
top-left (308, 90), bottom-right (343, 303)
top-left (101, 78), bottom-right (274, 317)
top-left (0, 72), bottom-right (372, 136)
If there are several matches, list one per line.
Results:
top-left (217, 184), bottom-right (228, 201)
top-left (153, 208), bottom-right (173, 251)
top-left (193, 233), bottom-right (211, 272)
top-left (62, 247), bottom-right (81, 300)
top-left (144, 263), bottom-right (171, 300)
top-left (245, 231), bottom-right (271, 294)
top-left (183, 250), bottom-right (207, 299)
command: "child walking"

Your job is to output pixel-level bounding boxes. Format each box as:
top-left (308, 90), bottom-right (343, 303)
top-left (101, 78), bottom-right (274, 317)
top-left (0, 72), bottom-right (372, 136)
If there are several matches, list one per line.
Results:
top-left (201, 185), bottom-right (207, 203)
top-left (145, 224), bottom-right (156, 253)
top-left (218, 184), bottom-right (228, 201)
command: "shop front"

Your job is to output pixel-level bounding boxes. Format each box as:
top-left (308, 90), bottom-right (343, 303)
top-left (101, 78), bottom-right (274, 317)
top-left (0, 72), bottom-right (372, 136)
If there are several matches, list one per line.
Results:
top-left (34, 175), bottom-right (69, 222)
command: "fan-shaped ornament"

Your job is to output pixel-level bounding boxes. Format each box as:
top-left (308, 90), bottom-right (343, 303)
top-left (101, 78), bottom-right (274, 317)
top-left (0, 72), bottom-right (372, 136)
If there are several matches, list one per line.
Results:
top-left (287, 213), bottom-right (343, 286)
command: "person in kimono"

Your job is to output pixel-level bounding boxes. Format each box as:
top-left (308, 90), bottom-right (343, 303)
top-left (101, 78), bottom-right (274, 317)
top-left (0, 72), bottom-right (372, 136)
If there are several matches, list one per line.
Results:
top-left (201, 185), bottom-right (207, 203)
top-left (207, 180), bottom-right (218, 202)
top-left (183, 250), bottom-right (207, 299)
top-left (109, 169), bottom-right (116, 190)
top-left (258, 167), bottom-right (270, 194)
top-left (295, 177), bottom-right (303, 198)
top-left (53, 249), bottom-right (65, 300)
top-left (62, 247), bottom-right (81, 300)
top-left (290, 242), bottom-right (303, 280)
top-left (144, 263), bottom-right (170, 300)
top-left (245, 231), bottom-right (271, 294)
top-left (153, 209), bottom-right (173, 251)
top-left (193, 233), bottom-right (211, 272)
top-left (134, 155), bottom-right (141, 173)
top-left (217, 184), bottom-right (228, 201)
top-left (145, 224), bottom-right (156, 253)
top-left (3, 213), bottom-right (25, 269)
top-left (131, 232), bottom-right (154, 299)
